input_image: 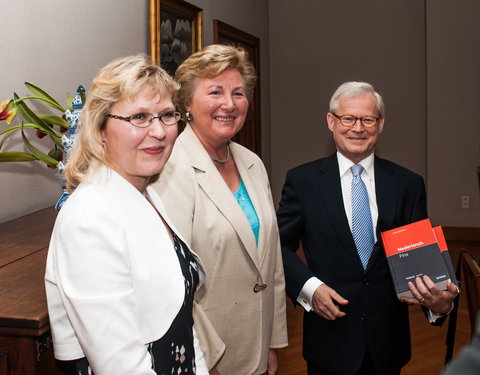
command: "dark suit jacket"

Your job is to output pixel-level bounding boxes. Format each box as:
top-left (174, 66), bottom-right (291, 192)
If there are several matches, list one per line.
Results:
top-left (277, 153), bottom-right (429, 375)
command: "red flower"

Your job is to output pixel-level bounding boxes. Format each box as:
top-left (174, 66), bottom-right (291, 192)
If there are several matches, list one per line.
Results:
top-left (0, 100), bottom-right (17, 124)
top-left (35, 129), bottom-right (48, 139)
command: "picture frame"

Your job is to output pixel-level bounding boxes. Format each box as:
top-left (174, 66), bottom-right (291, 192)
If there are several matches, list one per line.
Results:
top-left (149, 0), bottom-right (203, 76)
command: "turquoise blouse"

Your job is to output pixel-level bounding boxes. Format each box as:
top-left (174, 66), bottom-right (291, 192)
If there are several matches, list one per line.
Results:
top-left (233, 180), bottom-right (260, 245)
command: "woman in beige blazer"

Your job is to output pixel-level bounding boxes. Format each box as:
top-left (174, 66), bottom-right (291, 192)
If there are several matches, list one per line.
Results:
top-left (153, 44), bottom-right (288, 375)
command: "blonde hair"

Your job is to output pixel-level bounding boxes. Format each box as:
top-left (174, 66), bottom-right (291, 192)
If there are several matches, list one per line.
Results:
top-left (175, 44), bottom-right (256, 113)
top-left (64, 54), bottom-right (179, 190)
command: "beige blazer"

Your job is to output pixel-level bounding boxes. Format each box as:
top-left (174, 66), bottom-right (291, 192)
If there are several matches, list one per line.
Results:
top-left (153, 124), bottom-right (288, 375)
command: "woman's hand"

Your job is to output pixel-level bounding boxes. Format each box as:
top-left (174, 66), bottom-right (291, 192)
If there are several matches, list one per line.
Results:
top-left (267, 349), bottom-right (278, 375)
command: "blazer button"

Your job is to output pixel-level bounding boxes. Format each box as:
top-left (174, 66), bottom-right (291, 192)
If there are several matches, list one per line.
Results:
top-left (360, 313), bottom-right (368, 321)
top-left (363, 278), bottom-right (369, 285)
top-left (253, 283), bottom-right (267, 293)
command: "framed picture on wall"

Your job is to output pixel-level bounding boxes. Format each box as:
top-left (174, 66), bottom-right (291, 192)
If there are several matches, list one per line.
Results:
top-left (149, 0), bottom-right (203, 76)
top-left (213, 19), bottom-right (262, 156)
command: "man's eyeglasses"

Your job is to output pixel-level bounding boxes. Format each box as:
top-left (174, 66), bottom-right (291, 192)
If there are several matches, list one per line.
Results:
top-left (107, 111), bottom-right (181, 128)
top-left (330, 112), bottom-right (380, 128)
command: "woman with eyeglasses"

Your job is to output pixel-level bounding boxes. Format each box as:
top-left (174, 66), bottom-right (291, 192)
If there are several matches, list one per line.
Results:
top-left (45, 54), bottom-right (208, 375)
top-left (152, 44), bottom-right (288, 375)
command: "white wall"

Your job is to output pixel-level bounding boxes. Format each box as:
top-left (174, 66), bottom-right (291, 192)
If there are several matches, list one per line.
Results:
top-left (0, 0), bottom-right (270, 224)
top-left (188, 0), bottom-right (271, 167)
top-left (269, 0), bottom-right (480, 228)
top-left (269, 0), bottom-right (427, 203)
top-left (0, 1), bottom-right (149, 223)
top-left (426, 0), bottom-right (480, 227)
top-left (2, 1), bottom-right (478, 228)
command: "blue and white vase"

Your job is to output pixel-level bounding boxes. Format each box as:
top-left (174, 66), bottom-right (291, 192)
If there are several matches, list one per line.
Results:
top-left (55, 85), bottom-right (84, 211)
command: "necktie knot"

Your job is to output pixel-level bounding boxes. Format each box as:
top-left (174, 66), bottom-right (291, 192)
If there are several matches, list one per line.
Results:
top-left (351, 164), bottom-right (364, 178)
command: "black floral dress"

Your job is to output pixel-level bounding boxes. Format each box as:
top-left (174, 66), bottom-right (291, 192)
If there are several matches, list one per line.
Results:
top-left (57, 232), bottom-right (200, 375)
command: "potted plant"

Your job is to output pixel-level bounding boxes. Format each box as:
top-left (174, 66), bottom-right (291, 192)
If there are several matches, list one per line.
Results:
top-left (0, 83), bottom-right (85, 210)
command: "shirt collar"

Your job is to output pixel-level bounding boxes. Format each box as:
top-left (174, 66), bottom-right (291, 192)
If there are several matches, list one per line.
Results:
top-left (337, 151), bottom-right (375, 178)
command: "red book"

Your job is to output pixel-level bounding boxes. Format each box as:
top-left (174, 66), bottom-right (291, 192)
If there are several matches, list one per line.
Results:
top-left (381, 219), bottom-right (450, 298)
top-left (432, 226), bottom-right (458, 287)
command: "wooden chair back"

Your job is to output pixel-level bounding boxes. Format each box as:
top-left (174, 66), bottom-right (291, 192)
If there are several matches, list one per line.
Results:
top-left (461, 250), bottom-right (480, 336)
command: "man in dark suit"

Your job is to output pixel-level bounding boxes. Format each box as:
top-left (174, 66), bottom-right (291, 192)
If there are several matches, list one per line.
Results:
top-left (277, 81), bottom-right (458, 375)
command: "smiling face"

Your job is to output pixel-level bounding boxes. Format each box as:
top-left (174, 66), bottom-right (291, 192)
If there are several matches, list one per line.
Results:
top-left (186, 69), bottom-right (249, 148)
top-left (101, 87), bottom-right (177, 192)
top-left (326, 93), bottom-right (384, 164)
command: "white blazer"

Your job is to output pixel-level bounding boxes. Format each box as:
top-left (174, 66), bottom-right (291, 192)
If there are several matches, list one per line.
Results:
top-left (45, 166), bottom-right (208, 375)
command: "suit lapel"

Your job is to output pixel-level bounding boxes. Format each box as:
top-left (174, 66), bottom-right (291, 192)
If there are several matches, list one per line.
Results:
top-left (374, 156), bottom-right (397, 236)
top-left (317, 154), bottom-right (364, 270)
top-left (181, 126), bottom-right (260, 269)
top-left (365, 156), bottom-right (398, 272)
top-left (231, 143), bottom-right (271, 267)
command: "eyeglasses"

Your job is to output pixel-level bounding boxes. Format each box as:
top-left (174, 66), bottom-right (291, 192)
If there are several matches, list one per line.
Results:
top-left (330, 112), bottom-right (380, 128)
top-left (107, 111), bottom-right (181, 128)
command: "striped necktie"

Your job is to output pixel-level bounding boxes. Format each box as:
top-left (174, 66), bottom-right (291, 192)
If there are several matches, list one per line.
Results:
top-left (351, 164), bottom-right (375, 269)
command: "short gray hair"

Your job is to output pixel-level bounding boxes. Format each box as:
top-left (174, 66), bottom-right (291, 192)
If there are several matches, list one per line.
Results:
top-left (329, 81), bottom-right (385, 117)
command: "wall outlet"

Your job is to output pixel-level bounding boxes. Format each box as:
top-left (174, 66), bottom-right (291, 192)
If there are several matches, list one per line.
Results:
top-left (461, 195), bottom-right (470, 209)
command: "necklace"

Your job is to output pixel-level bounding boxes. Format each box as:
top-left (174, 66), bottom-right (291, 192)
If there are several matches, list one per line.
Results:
top-left (210, 144), bottom-right (230, 164)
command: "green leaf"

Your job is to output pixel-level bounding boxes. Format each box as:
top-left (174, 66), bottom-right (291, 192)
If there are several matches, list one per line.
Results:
top-left (0, 128), bottom-right (20, 150)
top-left (0, 123), bottom-right (64, 151)
top-left (39, 114), bottom-right (69, 129)
top-left (66, 93), bottom-right (74, 111)
top-left (25, 82), bottom-right (66, 112)
top-left (13, 94), bottom-right (62, 138)
top-left (21, 126), bottom-right (59, 166)
top-left (0, 151), bottom-right (37, 162)
top-left (0, 123), bottom-right (53, 137)
top-left (14, 93), bottom-right (49, 127)
top-left (0, 124), bottom-right (38, 150)
top-left (0, 124), bottom-right (24, 137)
top-left (15, 95), bottom-right (65, 113)
top-left (49, 133), bottom-right (64, 148)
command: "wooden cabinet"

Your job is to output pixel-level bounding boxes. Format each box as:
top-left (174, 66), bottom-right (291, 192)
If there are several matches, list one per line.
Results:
top-left (0, 207), bottom-right (61, 375)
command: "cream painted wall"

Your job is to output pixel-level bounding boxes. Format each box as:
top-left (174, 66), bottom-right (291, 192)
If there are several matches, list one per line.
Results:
top-left (269, 0), bottom-right (427, 199)
top-left (2, 1), bottom-right (478, 228)
top-left (0, 1), bottom-right (149, 223)
top-left (426, 0), bottom-right (480, 227)
top-left (0, 0), bottom-right (269, 224)
top-left (187, 0), bottom-right (271, 167)
top-left (269, 0), bottom-right (480, 228)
